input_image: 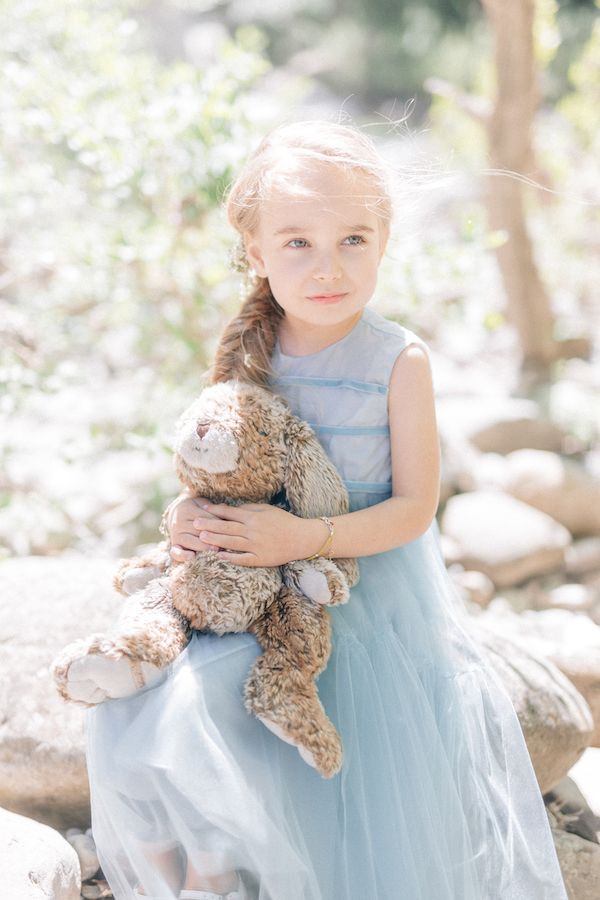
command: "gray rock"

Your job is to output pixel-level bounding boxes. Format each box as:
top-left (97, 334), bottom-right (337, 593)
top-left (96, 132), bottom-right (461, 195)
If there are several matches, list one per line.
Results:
top-left (476, 603), bottom-right (600, 748)
top-left (546, 773), bottom-right (600, 844)
top-left (442, 491), bottom-right (571, 587)
top-left (501, 450), bottom-right (600, 538)
top-left (0, 806), bottom-right (81, 899)
top-left (65, 828), bottom-right (99, 880)
top-left (549, 811), bottom-right (600, 900)
top-left (566, 538), bottom-right (600, 577)
top-left (470, 624), bottom-right (593, 794)
top-left (436, 396), bottom-right (568, 454)
top-left (0, 556), bottom-right (121, 829)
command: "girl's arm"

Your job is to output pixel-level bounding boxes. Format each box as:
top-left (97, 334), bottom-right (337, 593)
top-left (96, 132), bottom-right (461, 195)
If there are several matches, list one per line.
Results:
top-left (194, 344), bottom-right (441, 565)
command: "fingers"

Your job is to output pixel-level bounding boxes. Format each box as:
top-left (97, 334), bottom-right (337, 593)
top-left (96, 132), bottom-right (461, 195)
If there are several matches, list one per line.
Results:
top-left (215, 550), bottom-right (258, 567)
top-left (170, 545), bottom-right (196, 564)
top-left (199, 532), bottom-right (250, 551)
top-left (193, 517), bottom-right (243, 536)
top-left (201, 503), bottom-right (266, 521)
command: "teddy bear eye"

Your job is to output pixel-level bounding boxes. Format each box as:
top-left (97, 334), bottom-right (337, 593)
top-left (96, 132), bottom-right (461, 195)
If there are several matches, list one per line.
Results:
top-left (257, 429), bottom-right (269, 437)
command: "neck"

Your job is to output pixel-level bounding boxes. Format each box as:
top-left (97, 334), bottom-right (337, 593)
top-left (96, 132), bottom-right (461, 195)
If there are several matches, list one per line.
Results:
top-left (278, 311), bottom-right (363, 357)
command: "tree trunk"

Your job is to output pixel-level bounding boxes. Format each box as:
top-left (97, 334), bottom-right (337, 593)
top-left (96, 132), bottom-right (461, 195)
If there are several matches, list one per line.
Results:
top-left (481, 0), bottom-right (558, 375)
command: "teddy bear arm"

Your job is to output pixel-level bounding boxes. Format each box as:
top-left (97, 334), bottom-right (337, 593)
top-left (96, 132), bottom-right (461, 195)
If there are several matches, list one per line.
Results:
top-left (114, 577), bottom-right (192, 666)
top-left (51, 576), bottom-right (191, 708)
top-left (283, 418), bottom-right (351, 520)
top-left (113, 542), bottom-right (172, 596)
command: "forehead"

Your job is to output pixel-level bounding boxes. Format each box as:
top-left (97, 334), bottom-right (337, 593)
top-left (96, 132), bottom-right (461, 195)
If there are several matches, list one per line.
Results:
top-left (258, 162), bottom-right (383, 232)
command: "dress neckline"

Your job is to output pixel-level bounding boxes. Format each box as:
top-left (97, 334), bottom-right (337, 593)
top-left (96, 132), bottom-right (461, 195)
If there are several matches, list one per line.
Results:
top-left (275, 309), bottom-right (368, 361)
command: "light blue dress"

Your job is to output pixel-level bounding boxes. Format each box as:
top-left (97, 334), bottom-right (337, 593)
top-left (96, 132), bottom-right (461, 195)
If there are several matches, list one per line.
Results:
top-left (86, 307), bottom-right (568, 900)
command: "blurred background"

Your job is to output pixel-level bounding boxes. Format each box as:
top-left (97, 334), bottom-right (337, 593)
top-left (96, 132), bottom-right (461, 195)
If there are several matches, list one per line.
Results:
top-left (1, 0), bottom-right (599, 559)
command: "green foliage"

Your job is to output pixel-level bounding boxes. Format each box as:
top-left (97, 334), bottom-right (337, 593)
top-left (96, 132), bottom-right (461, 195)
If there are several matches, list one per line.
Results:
top-left (559, 0), bottom-right (600, 146)
top-left (239, 0), bottom-right (596, 110)
top-left (0, 0), bottom-right (269, 555)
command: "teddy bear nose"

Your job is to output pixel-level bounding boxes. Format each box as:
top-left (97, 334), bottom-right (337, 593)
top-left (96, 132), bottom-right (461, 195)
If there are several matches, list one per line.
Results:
top-left (196, 423), bottom-right (210, 439)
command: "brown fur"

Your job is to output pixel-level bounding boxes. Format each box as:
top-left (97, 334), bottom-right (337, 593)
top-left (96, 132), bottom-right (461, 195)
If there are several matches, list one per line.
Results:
top-left (52, 381), bottom-right (359, 777)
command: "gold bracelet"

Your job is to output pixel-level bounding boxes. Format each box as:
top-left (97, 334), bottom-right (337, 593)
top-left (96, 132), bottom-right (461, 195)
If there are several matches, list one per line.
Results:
top-left (305, 516), bottom-right (335, 560)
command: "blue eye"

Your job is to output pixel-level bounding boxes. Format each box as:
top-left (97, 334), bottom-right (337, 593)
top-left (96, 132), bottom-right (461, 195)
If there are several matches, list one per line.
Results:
top-left (287, 239), bottom-right (308, 248)
top-left (344, 234), bottom-right (365, 245)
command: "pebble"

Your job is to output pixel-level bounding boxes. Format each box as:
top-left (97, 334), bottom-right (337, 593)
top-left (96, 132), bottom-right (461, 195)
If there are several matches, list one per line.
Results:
top-left (81, 883), bottom-right (112, 899)
top-left (65, 827), bottom-right (100, 880)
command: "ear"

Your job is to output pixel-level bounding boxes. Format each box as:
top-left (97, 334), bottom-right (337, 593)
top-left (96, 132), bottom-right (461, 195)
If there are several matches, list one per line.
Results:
top-left (244, 231), bottom-right (268, 278)
top-left (284, 416), bottom-right (350, 519)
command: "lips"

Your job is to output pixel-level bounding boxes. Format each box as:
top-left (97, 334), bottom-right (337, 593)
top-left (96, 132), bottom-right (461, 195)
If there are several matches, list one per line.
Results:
top-left (307, 292), bottom-right (348, 303)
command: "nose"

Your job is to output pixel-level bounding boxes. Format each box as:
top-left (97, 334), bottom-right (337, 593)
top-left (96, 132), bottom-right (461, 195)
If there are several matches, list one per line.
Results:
top-left (196, 422), bottom-right (210, 439)
top-left (313, 249), bottom-right (342, 282)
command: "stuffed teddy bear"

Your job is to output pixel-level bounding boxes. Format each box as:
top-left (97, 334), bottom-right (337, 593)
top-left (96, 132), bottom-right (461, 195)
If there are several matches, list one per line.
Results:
top-left (52, 380), bottom-right (359, 778)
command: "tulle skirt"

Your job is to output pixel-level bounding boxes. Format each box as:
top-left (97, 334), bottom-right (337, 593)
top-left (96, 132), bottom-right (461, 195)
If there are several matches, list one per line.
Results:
top-left (85, 524), bottom-right (567, 900)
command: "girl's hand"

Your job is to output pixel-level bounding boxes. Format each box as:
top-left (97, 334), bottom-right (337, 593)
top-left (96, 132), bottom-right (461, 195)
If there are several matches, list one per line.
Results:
top-left (192, 503), bottom-right (323, 567)
top-left (166, 495), bottom-right (222, 563)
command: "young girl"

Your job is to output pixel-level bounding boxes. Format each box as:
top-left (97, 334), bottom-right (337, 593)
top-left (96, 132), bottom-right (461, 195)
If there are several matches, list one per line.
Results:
top-left (86, 122), bottom-right (568, 900)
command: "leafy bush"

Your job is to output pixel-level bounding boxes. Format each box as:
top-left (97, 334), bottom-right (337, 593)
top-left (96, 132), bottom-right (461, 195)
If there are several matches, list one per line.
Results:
top-left (0, 0), bottom-right (268, 556)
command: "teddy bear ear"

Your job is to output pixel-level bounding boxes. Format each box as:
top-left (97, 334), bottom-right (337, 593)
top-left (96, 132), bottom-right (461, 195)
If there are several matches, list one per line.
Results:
top-left (283, 415), bottom-right (350, 519)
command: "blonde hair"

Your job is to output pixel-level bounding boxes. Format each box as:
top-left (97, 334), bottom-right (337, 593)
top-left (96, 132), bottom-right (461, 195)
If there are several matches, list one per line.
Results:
top-left (211, 121), bottom-right (394, 386)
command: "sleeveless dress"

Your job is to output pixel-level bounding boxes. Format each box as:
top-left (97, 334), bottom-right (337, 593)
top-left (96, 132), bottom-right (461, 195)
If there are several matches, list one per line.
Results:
top-left (86, 307), bottom-right (568, 900)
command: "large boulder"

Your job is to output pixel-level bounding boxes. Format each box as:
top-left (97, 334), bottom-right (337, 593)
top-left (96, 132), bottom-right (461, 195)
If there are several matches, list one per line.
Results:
top-left (0, 806), bottom-right (81, 899)
top-left (441, 491), bottom-right (571, 587)
top-left (0, 556), bottom-right (121, 829)
top-left (470, 623), bottom-right (593, 793)
top-left (476, 449), bottom-right (600, 537)
top-left (476, 602), bottom-right (600, 747)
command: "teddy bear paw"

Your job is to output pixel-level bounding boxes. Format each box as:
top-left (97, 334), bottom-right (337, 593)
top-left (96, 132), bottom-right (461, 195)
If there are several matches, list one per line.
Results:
top-left (52, 638), bottom-right (164, 707)
top-left (297, 568), bottom-right (331, 605)
top-left (256, 714), bottom-right (342, 778)
top-left (119, 564), bottom-right (166, 596)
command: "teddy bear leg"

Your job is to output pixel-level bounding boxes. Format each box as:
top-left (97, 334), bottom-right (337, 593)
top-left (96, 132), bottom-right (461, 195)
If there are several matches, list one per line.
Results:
top-left (113, 543), bottom-right (172, 596)
top-left (252, 668), bottom-right (343, 777)
top-left (245, 588), bottom-right (343, 778)
top-left (333, 556), bottom-right (360, 590)
top-left (51, 578), bottom-right (191, 707)
top-left (283, 558), bottom-right (350, 607)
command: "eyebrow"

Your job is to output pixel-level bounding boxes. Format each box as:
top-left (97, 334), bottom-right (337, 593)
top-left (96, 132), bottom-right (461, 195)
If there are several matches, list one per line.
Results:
top-left (274, 224), bottom-right (377, 235)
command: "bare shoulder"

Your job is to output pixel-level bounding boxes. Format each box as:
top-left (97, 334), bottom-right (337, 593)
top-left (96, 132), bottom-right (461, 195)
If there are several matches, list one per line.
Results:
top-left (387, 341), bottom-right (440, 514)
top-left (388, 342), bottom-right (434, 402)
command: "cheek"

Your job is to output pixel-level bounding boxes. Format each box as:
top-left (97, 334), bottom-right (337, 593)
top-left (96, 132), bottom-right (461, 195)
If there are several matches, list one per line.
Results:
top-left (345, 251), bottom-right (379, 279)
top-left (266, 254), bottom-right (309, 283)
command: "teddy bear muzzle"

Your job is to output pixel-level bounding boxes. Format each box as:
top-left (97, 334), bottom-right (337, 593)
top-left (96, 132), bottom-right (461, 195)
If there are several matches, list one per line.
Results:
top-left (174, 420), bottom-right (239, 474)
